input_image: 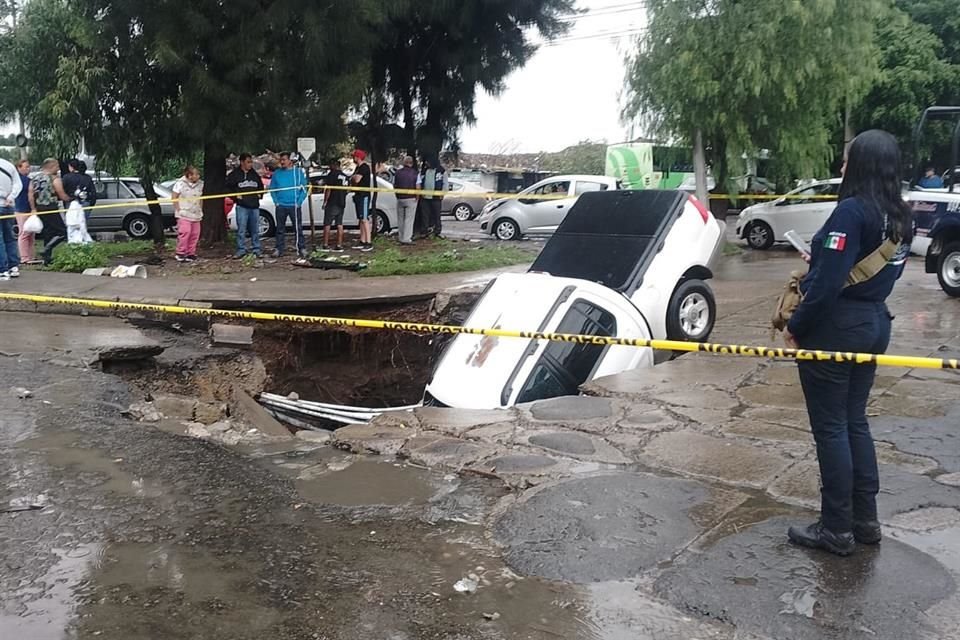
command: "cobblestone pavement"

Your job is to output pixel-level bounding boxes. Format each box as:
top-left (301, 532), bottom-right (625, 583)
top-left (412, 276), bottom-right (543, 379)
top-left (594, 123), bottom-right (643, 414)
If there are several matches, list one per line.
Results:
top-left (334, 251), bottom-right (960, 639)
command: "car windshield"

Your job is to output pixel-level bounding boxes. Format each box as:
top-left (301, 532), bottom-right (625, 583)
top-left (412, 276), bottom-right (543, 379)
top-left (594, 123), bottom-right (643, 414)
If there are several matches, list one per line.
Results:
top-left (516, 300), bottom-right (617, 404)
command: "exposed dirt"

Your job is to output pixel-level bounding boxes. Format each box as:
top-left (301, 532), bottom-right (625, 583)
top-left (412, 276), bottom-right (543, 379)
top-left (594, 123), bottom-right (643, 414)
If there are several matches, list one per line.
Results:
top-left (106, 295), bottom-right (478, 419)
top-left (252, 300), bottom-right (442, 408)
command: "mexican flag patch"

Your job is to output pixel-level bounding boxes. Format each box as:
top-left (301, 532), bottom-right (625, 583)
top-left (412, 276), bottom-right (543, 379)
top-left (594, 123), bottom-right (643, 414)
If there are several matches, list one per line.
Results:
top-left (824, 232), bottom-right (847, 251)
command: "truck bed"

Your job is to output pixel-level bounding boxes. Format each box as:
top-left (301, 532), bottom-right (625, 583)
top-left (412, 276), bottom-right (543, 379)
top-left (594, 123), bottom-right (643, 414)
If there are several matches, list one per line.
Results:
top-left (529, 189), bottom-right (687, 295)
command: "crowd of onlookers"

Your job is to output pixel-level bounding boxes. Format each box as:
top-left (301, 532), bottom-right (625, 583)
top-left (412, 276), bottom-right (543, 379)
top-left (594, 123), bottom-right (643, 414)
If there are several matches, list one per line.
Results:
top-left (0, 148), bottom-right (451, 276)
top-left (0, 156), bottom-right (100, 277)
top-left (187, 148), bottom-right (449, 263)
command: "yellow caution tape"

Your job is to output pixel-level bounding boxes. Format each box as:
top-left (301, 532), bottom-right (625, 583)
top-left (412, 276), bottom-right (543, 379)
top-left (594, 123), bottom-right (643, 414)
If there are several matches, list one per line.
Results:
top-left (0, 291), bottom-right (954, 371)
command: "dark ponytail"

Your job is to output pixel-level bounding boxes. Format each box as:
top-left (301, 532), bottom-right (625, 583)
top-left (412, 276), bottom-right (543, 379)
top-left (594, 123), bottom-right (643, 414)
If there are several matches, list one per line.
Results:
top-left (839, 129), bottom-right (914, 244)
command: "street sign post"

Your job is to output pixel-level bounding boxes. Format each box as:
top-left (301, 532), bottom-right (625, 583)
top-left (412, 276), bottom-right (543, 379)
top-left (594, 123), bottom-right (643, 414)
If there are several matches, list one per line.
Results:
top-left (297, 138), bottom-right (318, 240)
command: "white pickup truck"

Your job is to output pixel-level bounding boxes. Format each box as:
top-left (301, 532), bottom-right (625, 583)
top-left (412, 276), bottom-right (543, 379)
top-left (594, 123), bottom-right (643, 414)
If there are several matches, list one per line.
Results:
top-left (425, 190), bottom-right (725, 409)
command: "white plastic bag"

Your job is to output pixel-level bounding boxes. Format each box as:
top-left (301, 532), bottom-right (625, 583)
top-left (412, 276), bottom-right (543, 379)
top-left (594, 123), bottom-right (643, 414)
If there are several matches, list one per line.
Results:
top-left (66, 201), bottom-right (92, 245)
top-left (23, 215), bottom-right (43, 235)
top-left (65, 201), bottom-right (85, 227)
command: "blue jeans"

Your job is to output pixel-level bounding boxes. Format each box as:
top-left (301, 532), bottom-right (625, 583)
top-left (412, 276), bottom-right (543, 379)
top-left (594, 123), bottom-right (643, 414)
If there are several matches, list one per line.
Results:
top-left (235, 205), bottom-right (262, 257)
top-left (796, 299), bottom-right (892, 532)
top-left (0, 208), bottom-right (19, 271)
top-left (275, 205), bottom-right (305, 256)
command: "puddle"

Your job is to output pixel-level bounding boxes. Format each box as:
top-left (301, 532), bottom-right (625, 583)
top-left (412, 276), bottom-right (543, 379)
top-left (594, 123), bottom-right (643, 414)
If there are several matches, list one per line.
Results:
top-left (18, 431), bottom-right (166, 499)
top-left (0, 544), bottom-right (104, 639)
top-left (294, 458), bottom-right (438, 506)
top-left (17, 529), bottom-right (598, 640)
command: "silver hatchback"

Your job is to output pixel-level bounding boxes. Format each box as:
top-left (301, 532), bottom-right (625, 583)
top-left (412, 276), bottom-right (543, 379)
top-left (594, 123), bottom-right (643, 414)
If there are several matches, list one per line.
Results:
top-left (477, 175), bottom-right (619, 240)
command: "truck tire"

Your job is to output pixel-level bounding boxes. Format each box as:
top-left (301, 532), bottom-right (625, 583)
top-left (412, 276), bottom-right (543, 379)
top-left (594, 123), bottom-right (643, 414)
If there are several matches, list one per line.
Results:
top-left (666, 279), bottom-right (716, 342)
top-left (746, 221), bottom-right (774, 250)
top-left (937, 241), bottom-right (960, 297)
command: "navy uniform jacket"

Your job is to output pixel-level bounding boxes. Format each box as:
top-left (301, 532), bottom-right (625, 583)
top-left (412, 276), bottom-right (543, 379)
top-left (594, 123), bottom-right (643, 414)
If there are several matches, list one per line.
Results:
top-left (788, 197), bottom-right (909, 339)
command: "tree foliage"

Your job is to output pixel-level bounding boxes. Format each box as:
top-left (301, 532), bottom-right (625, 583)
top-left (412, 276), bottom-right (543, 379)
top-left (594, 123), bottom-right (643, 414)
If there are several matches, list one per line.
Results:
top-left (897, 0), bottom-right (960, 71)
top-left (853, 7), bottom-right (958, 143)
top-left (368, 0), bottom-right (574, 158)
top-left (0, 0), bottom-right (99, 157)
top-left (624, 0), bottom-right (884, 187)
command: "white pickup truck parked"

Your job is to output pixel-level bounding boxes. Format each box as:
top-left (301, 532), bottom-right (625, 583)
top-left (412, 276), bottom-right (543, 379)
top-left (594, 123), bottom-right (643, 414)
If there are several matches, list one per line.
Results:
top-left (425, 189), bottom-right (725, 409)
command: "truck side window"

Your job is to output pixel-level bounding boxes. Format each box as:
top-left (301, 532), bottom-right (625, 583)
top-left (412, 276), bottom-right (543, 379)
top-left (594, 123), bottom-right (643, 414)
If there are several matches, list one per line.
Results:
top-left (516, 301), bottom-right (617, 404)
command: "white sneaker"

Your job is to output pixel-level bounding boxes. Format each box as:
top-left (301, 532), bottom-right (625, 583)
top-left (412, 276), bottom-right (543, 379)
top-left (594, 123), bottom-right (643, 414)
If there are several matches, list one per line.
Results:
top-left (0, 272), bottom-right (10, 281)
top-left (9, 267), bottom-right (19, 278)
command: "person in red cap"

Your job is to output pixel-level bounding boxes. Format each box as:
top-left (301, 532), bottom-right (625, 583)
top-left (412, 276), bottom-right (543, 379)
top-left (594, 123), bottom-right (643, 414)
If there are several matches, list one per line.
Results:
top-left (351, 149), bottom-right (373, 251)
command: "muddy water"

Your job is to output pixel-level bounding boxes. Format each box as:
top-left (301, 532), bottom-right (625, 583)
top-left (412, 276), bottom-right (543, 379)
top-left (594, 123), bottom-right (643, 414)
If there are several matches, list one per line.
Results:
top-left (1, 359), bottom-right (598, 640)
top-left (293, 458), bottom-right (437, 506)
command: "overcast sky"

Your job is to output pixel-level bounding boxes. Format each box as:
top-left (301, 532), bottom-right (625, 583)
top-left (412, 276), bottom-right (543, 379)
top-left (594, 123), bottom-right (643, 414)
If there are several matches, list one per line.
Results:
top-left (459, 0), bottom-right (646, 154)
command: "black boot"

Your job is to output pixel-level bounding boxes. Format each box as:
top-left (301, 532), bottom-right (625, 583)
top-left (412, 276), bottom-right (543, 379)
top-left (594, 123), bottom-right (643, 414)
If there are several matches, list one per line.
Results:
top-left (853, 520), bottom-right (882, 545)
top-left (788, 521), bottom-right (855, 557)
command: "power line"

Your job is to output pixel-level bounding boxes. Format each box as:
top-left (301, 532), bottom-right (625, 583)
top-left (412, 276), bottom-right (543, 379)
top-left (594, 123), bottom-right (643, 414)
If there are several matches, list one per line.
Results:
top-left (542, 28), bottom-right (646, 46)
top-left (558, 4), bottom-right (647, 22)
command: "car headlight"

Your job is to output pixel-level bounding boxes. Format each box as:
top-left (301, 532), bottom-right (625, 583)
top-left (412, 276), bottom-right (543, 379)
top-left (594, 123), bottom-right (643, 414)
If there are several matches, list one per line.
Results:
top-left (480, 201), bottom-right (504, 220)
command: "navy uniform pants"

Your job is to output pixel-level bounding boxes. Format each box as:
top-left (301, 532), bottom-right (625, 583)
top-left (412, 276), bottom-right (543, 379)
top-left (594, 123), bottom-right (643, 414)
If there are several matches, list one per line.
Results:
top-left (796, 299), bottom-right (892, 533)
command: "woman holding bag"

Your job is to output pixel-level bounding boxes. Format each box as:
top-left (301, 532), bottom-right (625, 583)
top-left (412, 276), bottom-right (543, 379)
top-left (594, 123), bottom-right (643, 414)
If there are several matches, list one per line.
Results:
top-left (784, 130), bottom-right (913, 556)
top-left (13, 159), bottom-right (38, 265)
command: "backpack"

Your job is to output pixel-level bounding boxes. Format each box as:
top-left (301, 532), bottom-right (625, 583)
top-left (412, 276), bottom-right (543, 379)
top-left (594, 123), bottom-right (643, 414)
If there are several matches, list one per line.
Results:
top-left (771, 239), bottom-right (901, 339)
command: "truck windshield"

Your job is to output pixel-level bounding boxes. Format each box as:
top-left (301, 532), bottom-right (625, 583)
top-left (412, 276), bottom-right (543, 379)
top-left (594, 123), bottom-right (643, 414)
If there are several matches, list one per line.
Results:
top-left (516, 300), bottom-right (617, 404)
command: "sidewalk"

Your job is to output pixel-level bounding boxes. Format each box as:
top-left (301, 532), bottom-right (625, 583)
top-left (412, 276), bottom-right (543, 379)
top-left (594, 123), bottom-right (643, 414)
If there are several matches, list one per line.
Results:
top-left (0, 265), bottom-right (526, 310)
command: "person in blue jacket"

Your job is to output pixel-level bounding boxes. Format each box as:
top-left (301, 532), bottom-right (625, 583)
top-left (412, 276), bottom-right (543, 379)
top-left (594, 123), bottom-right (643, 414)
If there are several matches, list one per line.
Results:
top-left (270, 152), bottom-right (308, 259)
top-left (784, 130), bottom-right (914, 556)
top-left (918, 165), bottom-right (944, 189)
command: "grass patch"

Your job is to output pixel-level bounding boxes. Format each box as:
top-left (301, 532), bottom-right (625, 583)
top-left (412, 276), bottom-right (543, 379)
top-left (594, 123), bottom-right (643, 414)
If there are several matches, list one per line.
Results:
top-left (46, 240), bottom-right (167, 272)
top-left (722, 242), bottom-right (744, 256)
top-left (311, 237), bottom-right (534, 277)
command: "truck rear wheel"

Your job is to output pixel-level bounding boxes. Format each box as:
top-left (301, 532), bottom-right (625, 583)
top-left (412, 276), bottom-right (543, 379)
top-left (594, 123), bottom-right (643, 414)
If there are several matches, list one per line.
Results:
top-left (937, 242), bottom-right (960, 297)
top-left (667, 279), bottom-right (716, 342)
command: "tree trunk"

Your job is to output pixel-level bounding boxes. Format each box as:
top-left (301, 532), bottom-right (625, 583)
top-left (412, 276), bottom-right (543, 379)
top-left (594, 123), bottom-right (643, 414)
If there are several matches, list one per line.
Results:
top-left (844, 97), bottom-right (856, 155)
top-left (201, 140), bottom-right (227, 246)
top-left (140, 171), bottom-right (166, 249)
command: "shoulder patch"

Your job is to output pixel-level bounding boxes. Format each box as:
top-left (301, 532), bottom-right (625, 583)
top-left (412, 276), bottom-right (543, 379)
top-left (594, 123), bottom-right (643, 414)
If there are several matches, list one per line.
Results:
top-left (824, 232), bottom-right (847, 251)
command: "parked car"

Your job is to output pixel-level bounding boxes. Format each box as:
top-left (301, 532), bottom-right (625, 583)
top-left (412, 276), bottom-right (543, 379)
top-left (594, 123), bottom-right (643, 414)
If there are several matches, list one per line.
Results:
top-left (735, 178), bottom-right (841, 250)
top-left (89, 177), bottom-right (176, 239)
top-left (425, 190), bottom-right (725, 409)
top-left (443, 178), bottom-right (492, 221)
top-left (227, 174), bottom-right (398, 238)
top-left (477, 175), bottom-right (619, 240)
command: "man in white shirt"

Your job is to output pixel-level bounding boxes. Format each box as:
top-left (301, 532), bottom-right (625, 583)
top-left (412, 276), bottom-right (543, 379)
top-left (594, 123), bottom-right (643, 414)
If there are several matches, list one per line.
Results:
top-left (0, 157), bottom-right (24, 280)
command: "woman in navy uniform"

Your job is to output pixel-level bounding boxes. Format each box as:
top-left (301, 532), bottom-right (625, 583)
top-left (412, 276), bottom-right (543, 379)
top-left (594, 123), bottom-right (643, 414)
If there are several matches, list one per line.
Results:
top-left (784, 130), bottom-right (913, 556)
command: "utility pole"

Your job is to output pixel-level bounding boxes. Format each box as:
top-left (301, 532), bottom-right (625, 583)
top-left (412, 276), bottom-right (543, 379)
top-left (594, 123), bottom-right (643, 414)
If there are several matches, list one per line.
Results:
top-left (4, 1), bottom-right (28, 160)
top-left (693, 129), bottom-right (709, 206)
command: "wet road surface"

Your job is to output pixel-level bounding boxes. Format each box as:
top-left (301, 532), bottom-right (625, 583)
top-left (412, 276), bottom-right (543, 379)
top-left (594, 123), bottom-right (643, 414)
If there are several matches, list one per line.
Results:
top-left (0, 358), bottom-right (597, 639)
top-left (3, 242), bottom-right (960, 639)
